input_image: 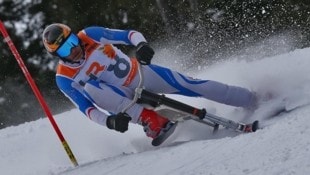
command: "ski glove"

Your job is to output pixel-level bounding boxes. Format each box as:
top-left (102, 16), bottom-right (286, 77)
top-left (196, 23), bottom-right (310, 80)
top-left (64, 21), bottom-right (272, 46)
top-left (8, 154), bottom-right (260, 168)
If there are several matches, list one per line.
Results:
top-left (106, 112), bottom-right (132, 133)
top-left (136, 42), bottom-right (154, 65)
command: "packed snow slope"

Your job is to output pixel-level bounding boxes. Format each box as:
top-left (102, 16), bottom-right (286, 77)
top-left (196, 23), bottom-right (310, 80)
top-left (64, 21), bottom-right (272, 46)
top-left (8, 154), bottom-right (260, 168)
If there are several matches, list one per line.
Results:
top-left (1, 47), bottom-right (310, 175)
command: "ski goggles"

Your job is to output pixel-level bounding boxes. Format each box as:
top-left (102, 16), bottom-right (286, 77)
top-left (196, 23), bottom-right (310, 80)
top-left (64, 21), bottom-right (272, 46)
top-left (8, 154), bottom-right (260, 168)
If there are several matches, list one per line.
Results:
top-left (55, 33), bottom-right (80, 58)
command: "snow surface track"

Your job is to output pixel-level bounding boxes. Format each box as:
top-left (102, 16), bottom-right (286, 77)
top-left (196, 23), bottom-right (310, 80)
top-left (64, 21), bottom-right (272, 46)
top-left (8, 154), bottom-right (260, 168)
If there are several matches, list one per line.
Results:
top-left (1, 48), bottom-right (310, 175)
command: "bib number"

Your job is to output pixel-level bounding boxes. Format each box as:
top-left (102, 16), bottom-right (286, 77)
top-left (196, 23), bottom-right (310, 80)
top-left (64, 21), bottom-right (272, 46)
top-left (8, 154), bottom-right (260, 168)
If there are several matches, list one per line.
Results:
top-left (107, 56), bottom-right (130, 78)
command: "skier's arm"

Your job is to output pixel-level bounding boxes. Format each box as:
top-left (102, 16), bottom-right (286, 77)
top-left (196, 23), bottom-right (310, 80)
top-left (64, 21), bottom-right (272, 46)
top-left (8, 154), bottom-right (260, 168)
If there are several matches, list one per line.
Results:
top-left (82, 26), bottom-right (154, 65)
top-left (82, 26), bottom-right (147, 46)
top-left (55, 75), bottom-right (110, 126)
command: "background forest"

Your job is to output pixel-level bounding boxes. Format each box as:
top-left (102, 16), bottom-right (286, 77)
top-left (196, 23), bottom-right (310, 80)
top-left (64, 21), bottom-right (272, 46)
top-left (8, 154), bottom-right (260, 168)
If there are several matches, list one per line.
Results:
top-left (0, 0), bottom-right (310, 129)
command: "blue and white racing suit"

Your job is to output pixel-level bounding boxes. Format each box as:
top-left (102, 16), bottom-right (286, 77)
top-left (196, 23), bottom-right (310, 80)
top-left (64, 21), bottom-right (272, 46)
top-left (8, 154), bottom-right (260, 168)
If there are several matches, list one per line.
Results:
top-left (56, 26), bottom-right (256, 126)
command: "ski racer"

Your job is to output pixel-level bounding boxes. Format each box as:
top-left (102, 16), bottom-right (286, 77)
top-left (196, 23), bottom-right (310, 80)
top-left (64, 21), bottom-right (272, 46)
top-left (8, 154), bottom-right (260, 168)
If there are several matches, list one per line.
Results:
top-left (42, 23), bottom-right (257, 140)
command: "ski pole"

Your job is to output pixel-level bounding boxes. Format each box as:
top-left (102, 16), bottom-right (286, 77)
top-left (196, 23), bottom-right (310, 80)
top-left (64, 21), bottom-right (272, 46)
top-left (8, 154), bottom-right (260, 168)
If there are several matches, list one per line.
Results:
top-left (0, 20), bottom-right (79, 167)
top-left (122, 59), bottom-right (143, 113)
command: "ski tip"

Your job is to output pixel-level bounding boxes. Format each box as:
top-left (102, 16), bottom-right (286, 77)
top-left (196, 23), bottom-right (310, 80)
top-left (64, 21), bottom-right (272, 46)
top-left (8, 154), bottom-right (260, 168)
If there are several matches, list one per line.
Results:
top-left (251, 120), bottom-right (259, 132)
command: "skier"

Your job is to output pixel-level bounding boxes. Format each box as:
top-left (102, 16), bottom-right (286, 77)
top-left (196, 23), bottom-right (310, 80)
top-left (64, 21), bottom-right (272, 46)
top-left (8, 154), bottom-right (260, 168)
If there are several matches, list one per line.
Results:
top-left (42, 23), bottom-right (257, 140)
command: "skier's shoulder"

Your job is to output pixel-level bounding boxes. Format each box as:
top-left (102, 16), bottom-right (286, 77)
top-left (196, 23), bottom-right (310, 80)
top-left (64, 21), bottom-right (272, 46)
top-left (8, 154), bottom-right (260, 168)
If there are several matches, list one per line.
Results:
top-left (56, 61), bottom-right (82, 79)
top-left (55, 62), bottom-right (81, 91)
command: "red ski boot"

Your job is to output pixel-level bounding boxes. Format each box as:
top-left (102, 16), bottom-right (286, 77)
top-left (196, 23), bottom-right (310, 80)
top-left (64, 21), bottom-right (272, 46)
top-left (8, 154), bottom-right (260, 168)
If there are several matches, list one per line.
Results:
top-left (138, 108), bottom-right (170, 138)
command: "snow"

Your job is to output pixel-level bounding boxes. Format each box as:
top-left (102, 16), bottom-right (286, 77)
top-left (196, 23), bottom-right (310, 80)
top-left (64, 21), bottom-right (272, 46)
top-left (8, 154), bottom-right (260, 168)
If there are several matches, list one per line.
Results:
top-left (1, 47), bottom-right (310, 175)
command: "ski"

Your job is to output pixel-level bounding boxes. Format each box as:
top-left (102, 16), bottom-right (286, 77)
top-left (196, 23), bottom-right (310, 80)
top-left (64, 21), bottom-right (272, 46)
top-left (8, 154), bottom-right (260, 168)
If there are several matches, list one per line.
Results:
top-left (152, 121), bottom-right (178, 146)
top-left (203, 112), bottom-right (259, 133)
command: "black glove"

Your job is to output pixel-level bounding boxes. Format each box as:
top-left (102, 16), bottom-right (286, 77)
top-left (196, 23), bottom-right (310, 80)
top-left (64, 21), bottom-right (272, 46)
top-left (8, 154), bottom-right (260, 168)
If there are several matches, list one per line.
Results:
top-left (106, 112), bottom-right (132, 133)
top-left (136, 42), bottom-right (154, 65)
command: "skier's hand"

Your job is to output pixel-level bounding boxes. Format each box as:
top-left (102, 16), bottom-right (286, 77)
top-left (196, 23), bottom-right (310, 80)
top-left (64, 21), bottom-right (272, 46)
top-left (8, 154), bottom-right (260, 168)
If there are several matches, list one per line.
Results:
top-left (136, 42), bottom-right (154, 65)
top-left (106, 112), bottom-right (132, 133)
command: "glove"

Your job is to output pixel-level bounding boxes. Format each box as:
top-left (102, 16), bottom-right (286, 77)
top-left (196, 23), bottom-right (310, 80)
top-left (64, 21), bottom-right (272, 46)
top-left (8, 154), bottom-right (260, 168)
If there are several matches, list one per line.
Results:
top-left (106, 112), bottom-right (132, 133)
top-left (136, 42), bottom-right (154, 65)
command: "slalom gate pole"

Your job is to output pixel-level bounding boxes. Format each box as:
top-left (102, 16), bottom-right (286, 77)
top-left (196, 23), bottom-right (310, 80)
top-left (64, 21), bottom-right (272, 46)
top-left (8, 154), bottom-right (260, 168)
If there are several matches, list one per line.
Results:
top-left (0, 20), bottom-right (79, 167)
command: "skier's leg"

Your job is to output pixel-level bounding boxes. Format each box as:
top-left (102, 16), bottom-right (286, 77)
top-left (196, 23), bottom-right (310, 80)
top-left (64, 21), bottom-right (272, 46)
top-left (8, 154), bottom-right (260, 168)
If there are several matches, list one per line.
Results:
top-left (140, 64), bottom-right (257, 108)
top-left (84, 81), bottom-right (172, 138)
top-left (83, 81), bottom-right (143, 123)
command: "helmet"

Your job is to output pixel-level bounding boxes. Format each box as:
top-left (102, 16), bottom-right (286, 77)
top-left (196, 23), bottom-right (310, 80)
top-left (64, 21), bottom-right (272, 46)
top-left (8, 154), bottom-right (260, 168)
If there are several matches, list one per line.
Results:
top-left (42, 23), bottom-right (71, 54)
